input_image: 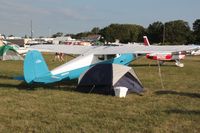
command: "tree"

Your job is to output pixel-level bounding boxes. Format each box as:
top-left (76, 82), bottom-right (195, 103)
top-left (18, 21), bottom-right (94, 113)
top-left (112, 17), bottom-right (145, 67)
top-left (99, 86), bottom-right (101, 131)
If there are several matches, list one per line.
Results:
top-left (100, 24), bottom-right (145, 43)
top-left (8, 35), bottom-right (14, 37)
top-left (74, 32), bottom-right (91, 39)
top-left (52, 32), bottom-right (63, 38)
top-left (193, 19), bottom-right (200, 43)
top-left (164, 20), bottom-right (191, 45)
top-left (147, 21), bottom-right (164, 43)
top-left (91, 27), bottom-right (100, 34)
top-left (65, 33), bottom-right (75, 37)
top-left (100, 24), bottom-right (116, 43)
top-left (24, 35), bottom-right (28, 38)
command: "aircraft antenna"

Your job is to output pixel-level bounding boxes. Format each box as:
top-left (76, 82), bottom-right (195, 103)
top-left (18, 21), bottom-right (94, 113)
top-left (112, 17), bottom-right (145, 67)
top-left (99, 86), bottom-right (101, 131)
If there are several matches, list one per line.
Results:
top-left (31, 20), bottom-right (33, 39)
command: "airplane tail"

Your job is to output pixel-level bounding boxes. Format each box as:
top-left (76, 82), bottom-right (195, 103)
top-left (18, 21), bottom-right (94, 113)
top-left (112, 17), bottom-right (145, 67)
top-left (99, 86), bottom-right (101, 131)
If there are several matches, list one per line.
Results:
top-left (143, 36), bottom-right (150, 46)
top-left (24, 50), bottom-right (50, 83)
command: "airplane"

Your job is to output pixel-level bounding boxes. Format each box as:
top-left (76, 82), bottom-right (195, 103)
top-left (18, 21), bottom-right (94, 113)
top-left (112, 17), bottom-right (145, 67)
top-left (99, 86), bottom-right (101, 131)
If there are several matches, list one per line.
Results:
top-left (22, 44), bottom-right (199, 84)
top-left (3, 40), bottom-right (29, 55)
top-left (143, 36), bottom-right (186, 67)
top-left (191, 49), bottom-right (200, 55)
top-left (10, 44), bottom-right (29, 55)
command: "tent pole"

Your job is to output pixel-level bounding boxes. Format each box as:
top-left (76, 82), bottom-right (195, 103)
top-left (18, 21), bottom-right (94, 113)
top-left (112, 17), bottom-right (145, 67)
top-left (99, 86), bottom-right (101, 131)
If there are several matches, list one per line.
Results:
top-left (89, 85), bottom-right (95, 93)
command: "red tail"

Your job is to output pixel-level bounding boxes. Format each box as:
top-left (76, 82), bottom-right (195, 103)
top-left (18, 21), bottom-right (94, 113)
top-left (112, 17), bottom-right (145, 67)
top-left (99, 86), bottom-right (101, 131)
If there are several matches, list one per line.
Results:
top-left (143, 36), bottom-right (150, 46)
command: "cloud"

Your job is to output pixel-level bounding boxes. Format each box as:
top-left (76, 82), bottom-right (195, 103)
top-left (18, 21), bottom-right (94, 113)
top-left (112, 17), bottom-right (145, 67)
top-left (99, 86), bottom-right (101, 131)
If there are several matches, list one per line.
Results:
top-left (0, 0), bottom-right (94, 22)
top-left (0, 0), bottom-right (107, 36)
top-left (0, 1), bottom-right (51, 16)
top-left (54, 8), bottom-right (91, 21)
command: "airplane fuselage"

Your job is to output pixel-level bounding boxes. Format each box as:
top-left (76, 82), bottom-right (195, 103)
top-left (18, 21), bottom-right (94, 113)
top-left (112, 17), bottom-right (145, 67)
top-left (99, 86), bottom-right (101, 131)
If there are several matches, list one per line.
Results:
top-left (146, 52), bottom-right (185, 61)
top-left (24, 51), bottom-right (136, 84)
top-left (51, 53), bottom-right (136, 82)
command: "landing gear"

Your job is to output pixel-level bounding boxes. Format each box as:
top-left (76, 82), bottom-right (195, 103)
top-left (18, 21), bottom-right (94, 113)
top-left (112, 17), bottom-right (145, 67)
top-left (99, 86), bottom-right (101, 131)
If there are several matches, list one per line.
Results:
top-left (175, 60), bottom-right (184, 67)
top-left (159, 61), bottom-right (165, 65)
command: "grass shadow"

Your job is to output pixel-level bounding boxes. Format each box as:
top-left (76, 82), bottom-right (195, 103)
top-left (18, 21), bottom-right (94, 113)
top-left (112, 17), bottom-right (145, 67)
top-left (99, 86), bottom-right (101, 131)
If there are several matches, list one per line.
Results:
top-left (164, 109), bottom-right (200, 115)
top-left (0, 75), bottom-right (15, 79)
top-left (155, 90), bottom-right (200, 98)
top-left (129, 64), bottom-right (177, 67)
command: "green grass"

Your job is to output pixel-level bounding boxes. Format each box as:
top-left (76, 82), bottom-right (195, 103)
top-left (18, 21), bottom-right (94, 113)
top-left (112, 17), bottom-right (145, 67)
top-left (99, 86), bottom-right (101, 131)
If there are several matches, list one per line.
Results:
top-left (0, 54), bottom-right (200, 132)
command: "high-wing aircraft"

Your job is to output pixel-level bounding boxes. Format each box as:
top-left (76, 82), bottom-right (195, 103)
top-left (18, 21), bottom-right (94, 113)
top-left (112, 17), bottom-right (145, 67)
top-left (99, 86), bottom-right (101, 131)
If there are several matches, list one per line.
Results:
top-left (191, 49), bottom-right (200, 55)
top-left (143, 36), bottom-right (186, 67)
top-left (23, 44), bottom-right (199, 84)
top-left (10, 44), bottom-right (29, 55)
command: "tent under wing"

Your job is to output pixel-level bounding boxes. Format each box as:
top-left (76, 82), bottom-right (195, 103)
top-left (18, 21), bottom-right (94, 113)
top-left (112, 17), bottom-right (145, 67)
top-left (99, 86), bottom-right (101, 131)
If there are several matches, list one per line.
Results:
top-left (114, 72), bottom-right (144, 94)
top-left (76, 64), bottom-right (144, 96)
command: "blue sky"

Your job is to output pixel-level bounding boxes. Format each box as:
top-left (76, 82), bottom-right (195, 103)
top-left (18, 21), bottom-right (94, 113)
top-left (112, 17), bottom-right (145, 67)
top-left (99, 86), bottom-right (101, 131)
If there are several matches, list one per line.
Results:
top-left (0, 0), bottom-right (200, 37)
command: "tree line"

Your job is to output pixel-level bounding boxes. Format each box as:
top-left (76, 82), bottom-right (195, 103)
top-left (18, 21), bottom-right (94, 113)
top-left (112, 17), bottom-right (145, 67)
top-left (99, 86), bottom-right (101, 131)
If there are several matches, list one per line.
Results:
top-left (52, 19), bottom-right (200, 45)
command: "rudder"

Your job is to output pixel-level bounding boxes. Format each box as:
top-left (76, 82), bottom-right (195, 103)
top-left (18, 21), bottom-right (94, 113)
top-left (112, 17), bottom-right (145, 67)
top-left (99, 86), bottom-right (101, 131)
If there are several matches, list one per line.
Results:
top-left (24, 50), bottom-right (50, 83)
top-left (143, 36), bottom-right (150, 46)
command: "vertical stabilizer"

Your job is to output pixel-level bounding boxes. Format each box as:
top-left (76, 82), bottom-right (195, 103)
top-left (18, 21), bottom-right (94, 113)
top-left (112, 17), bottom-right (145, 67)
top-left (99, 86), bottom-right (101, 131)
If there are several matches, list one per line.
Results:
top-left (143, 36), bottom-right (150, 46)
top-left (24, 50), bottom-right (50, 83)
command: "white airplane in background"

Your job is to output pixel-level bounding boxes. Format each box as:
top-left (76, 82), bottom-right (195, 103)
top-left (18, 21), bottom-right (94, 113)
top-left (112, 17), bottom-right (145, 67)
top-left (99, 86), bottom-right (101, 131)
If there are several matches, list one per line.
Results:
top-left (3, 40), bottom-right (29, 55)
top-left (143, 36), bottom-right (186, 67)
top-left (191, 49), bottom-right (200, 55)
top-left (21, 43), bottom-right (199, 84)
top-left (10, 44), bottom-right (29, 55)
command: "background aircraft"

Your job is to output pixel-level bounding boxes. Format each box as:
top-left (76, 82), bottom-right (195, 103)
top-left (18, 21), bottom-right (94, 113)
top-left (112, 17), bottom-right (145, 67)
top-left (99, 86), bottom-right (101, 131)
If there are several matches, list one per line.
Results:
top-left (191, 49), bottom-right (200, 55)
top-left (2, 41), bottom-right (29, 55)
top-left (22, 44), bottom-right (199, 84)
top-left (143, 36), bottom-right (186, 67)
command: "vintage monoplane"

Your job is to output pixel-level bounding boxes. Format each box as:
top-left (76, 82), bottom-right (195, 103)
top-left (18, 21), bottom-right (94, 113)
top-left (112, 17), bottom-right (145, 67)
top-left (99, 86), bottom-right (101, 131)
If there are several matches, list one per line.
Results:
top-left (23, 44), bottom-right (199, 84)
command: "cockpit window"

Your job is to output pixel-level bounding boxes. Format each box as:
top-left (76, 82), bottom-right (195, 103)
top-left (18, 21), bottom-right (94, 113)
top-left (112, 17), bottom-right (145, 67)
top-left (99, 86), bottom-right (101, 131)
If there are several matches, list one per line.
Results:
top-left (107, 55), bottom-right (116, 59)
top-left (98, 55), bottom-right (117, 60)
top-left (98, 55), bottom-right (105, 60)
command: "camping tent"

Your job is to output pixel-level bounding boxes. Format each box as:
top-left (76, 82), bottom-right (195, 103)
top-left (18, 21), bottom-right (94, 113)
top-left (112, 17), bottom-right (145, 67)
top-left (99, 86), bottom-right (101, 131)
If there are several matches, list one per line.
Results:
top-left (76, 64), bottom-right (144, 96)
top-left (0, 45), bottom-right (23, 60)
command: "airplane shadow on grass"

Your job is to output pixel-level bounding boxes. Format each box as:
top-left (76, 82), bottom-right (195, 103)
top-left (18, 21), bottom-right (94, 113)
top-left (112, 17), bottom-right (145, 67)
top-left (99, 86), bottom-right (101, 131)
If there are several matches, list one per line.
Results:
top-left (0, 74), bottom-right (117, 95)
top-left (18, 80), bottom-right (78, 91)
top-left (0, 74), bottom-right (123, 96)
top-left (0, 80), bottom-right (117, 96)
top-left (0, 75), bottom-right (78, 92)
top-left (155, 90), bottom-right (200, 99)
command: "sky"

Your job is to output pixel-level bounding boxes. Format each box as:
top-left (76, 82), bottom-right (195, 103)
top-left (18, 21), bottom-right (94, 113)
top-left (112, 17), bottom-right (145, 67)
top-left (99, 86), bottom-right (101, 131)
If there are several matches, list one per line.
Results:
top-left (0, 0), bottom-right (200, 37)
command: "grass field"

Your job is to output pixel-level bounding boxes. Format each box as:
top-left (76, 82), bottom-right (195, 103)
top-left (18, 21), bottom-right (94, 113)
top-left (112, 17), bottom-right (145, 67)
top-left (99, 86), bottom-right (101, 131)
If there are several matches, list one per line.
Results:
top-left (0, 54), bottom-right (200, 132)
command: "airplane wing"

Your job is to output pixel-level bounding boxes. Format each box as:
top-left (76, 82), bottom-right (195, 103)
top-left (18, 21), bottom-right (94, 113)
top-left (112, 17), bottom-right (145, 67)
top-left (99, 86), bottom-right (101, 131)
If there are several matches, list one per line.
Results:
top-left (28, 45), bottom-right (93, 55)
top-left (29, 44), bottom-right (199, 55)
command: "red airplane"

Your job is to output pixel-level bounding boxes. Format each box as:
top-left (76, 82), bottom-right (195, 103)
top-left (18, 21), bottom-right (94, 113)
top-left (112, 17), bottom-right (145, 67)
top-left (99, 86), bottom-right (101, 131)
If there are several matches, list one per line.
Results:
top-left (143, 36), bottom-right (185, 67)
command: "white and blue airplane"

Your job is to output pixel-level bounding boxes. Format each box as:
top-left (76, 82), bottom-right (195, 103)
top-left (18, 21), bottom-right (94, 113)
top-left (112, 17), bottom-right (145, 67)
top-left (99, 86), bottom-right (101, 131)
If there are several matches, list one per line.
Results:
top-left (24, 44), bottom-right (199, 84)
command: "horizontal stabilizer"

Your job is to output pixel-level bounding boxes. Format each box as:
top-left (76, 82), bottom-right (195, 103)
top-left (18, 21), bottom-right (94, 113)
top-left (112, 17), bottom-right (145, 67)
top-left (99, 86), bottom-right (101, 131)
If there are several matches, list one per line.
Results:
top-left (14, 76), bottom-right (25, 81)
